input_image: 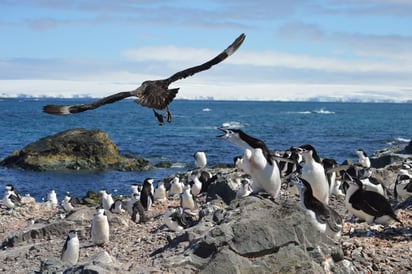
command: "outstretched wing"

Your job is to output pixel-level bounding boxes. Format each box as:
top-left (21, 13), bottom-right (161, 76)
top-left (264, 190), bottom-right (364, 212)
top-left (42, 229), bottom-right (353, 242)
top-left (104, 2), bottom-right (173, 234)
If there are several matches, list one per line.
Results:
top-left (43, 91), bottom-right (134, 115)
top-left (165, 33), bottom-right (245, 85)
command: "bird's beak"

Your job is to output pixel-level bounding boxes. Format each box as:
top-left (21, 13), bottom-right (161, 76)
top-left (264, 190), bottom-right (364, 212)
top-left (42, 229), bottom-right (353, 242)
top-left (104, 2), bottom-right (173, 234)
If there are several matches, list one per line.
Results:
top-left (216, 127), bottom-right (229, 138)
top-left (290, 146), bottom-right (303, 153)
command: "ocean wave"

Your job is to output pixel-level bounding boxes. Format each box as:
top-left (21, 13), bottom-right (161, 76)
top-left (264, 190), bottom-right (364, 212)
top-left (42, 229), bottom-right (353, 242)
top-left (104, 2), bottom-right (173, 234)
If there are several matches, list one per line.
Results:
top-left (286, 108), bottom-right (335, 115)
top-left (287, 111), bottom-right (312, 114)
top-left (310, 108), bottom-right (335, 114)
top-left (395, 137), bottom-right (411, 143)
top-left (386, 137), bottom-right (411, 146)
top-left (202, 108), bottom-right (212, 112)
top-left (171, 162), bottom-right (187, 169)
top-left (220, 121), bottom-right (246, 129)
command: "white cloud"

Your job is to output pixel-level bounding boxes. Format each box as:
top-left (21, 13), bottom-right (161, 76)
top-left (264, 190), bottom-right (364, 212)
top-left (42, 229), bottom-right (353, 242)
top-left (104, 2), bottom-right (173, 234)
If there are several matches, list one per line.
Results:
top-left (121, 45), bottom-right (412, 75)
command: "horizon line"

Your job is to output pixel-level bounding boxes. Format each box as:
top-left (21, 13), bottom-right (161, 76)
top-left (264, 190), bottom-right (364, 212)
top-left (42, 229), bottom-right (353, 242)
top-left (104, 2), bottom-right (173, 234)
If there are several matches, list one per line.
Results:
top-left (1, 94), bottom-right (411, 104)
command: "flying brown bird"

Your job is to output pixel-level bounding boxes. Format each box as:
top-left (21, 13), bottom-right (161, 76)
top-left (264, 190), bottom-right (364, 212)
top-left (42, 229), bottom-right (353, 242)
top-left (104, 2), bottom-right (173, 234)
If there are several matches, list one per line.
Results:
top-left (43, 33), bottom-right (246, 124)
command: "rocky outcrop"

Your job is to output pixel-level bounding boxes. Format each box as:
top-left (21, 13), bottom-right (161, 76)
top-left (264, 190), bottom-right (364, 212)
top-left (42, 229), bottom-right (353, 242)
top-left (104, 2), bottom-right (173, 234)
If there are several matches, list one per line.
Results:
top-left (0, 128), bottom-right (152, 171)
top-left (40, 251), bottom-right (121, 274)
top-left (371, 141), bottom-right (412, 168)
top-left (405, 140), bottom-right (412, 153)
top-left (154, 196), bottom-right (350, 273)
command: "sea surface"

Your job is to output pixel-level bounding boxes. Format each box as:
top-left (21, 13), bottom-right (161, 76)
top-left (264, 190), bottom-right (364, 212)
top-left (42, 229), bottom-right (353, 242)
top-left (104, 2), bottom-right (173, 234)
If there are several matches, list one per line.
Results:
top-left (0, 98), bottom-right (410, 201)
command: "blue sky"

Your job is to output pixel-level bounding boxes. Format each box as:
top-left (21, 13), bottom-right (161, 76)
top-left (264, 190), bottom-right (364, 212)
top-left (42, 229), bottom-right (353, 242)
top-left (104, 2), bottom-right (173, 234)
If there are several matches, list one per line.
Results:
top-left (1, 0), bottom-right (411, 102)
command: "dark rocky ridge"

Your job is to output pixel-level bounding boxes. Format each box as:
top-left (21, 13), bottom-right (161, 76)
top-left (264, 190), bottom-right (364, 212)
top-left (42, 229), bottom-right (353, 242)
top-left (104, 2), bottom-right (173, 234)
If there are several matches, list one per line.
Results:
top-left (370, 139), bottom-right (412, 168)
top-left (0, 128), bottom-right (152, 171)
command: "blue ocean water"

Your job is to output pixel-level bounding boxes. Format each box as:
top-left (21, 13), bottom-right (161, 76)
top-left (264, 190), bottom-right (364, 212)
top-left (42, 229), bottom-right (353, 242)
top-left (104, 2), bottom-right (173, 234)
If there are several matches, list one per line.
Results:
top-left (0, 98), bottom-right (410, 201)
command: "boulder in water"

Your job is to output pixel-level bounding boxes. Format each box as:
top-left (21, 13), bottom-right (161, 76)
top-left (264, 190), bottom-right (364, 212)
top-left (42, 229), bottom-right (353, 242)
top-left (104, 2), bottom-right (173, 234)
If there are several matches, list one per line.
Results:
top-left (0, 128), bottom-right (152, 171)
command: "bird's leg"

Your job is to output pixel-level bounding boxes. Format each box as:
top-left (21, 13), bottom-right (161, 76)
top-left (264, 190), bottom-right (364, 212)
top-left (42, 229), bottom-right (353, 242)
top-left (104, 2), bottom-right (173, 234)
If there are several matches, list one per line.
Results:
top-left (166, 106), bottom-right (172, 123)
top-left (153, 109), bottom-right (164, 126)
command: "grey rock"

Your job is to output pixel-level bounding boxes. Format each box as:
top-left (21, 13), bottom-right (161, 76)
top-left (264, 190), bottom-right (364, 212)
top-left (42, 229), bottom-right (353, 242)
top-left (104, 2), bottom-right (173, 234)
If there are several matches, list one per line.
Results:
top-left (371, 143), bottom-right (412, 168)
top-left (40, 251), bottom-right (120, 274)
top-left (405, 140), bottom-right (412, 153)
top-left (0, 128), bottom-right (152, 171)
top-left (371, 154), bottom-right (408, 168)
top-left (199, 247), bottom-right (254, 274)
top-left (64, 206), bottom-right (94, 224)
top-left (182, 196), bottom-right (346, 273)
top-left (39, 258), bottom-right (72, 274)
top-left (206, 171), bottom-right (240, 204)
top-left (1, 220), bottom-right (77, 248)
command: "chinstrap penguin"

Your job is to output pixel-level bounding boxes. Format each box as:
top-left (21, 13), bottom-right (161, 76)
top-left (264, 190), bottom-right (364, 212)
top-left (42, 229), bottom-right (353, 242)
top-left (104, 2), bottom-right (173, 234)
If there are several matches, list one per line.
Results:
top-left (4, 184), bottom-right (22, 203)
top-left (61, 194), bottom-right (75, 212)
top-left (2, 189), bottom-right (21, 209)
top-left (163, 207), bottom-right (197, 232)
top-left (154, 180), bottom-right (167, 203)
top-left (293, 144), bottom-right (330, 205)
top-left (356, 149), bottom-right (371, 168)
top-left (194, 151), bottom-right (207, 169)
top-left (140, 178), bottom-right (155, 211)
top-left (292, 176), bottom-right (342, 241)
top-left (47, 189), bottom-right (58, 207)
top-left (343, 173), bottom-right (402, 225)
top-left (126, 193), bottom-right (140, 216)
top-left (99, 189), bottom-right (114, 213)
top-left (61, 230), bottom-right (80, 264)
top-left (91, 207), bottom-right (110, 246)
top-left (218, 128), bottom-right (282, 199)
top-left (131, 199), bottom-right (149, 223)
top-left (130, 183), bottom-right (141, 194)
top-left (168, 176), bottom-right (184, 196)
top-left (110, 199), bottom-right (125, 214)
top-left (236, 177), bottom-right (253, 199)
top-left (181, 184), bottom-right (197, 210)
top-left (394, 172), bottom-right (412, 202)
top-left (188, 172), bottom-right (202, 197)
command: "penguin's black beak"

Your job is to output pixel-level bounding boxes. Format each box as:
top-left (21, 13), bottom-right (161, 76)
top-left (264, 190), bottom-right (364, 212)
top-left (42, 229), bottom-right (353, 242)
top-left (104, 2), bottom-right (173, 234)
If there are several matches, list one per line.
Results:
top-left (216, 127), bottom-right (229, 138)
top-left (291, 146), bottom-right (304, 153)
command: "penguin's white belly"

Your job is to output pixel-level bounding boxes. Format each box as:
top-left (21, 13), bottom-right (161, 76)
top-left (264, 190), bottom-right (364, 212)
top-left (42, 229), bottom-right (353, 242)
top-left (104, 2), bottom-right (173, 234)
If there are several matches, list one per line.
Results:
top-left (247, 151), bottom-right (281, 198)
top-left (301, 166), bottom-right (329, 204)
top-left (181, 194), bottom-right (195, 210)
top-left (62, 240), bottom-right (79, 264)
top-left (250, 167), bottom-right (281, 197)
top-left (164, 218), bottom-right (183, 232)
top-left (154, 188), bottom-right (167, 201)
top-left (91, 218), bottom-right (109, 244)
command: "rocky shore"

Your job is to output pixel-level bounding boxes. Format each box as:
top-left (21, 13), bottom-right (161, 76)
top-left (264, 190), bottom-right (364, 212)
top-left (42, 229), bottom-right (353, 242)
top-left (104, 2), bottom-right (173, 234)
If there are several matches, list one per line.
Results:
top-left (1, 155), bottom-right (412, 273)
top-left (1, 131), bottom-right (411, 273)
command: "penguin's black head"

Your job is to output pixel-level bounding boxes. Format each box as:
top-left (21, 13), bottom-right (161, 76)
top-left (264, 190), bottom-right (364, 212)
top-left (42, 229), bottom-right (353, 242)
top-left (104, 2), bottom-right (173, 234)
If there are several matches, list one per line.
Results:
top-left (356, 149), bottom-right (367, 157)
top-left (292, 144), bottom-right (321, 163)
top-left (342, 171), bottom-right (362, 188)
top-left (144, 178), bottom-right (154, 185)
top-left (5, 184), bottom-right (14, 191)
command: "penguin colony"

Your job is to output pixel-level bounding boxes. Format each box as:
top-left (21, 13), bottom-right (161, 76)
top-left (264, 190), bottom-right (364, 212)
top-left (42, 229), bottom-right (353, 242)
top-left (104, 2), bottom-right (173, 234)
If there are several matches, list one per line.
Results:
top-left (1, 128), bottom-right (409, 267)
